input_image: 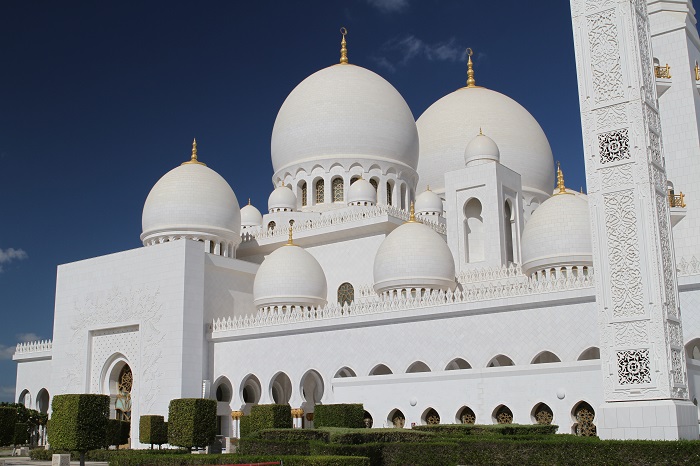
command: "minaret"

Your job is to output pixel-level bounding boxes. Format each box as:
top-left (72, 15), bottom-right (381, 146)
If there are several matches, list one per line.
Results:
top-left (646, 0), bottom-right (698, 264)
top-left (570, 0), bottom-right (697, 439)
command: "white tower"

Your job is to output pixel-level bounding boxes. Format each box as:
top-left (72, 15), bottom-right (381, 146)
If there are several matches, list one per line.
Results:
top-left (647, 0), bottom-right (699, 264)
top-left (570, 0), bottom-right (697, 439)
top-left (444, 127), bottom-right (524, 273)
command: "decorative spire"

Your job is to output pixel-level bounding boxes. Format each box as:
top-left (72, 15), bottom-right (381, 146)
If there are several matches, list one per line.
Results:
top-left (426, 185), bottom-right (431, 191)
top-left (286, 227), bottom-right (295, 246)
top-left (466, 48), bottom-right (476, 88)
top-left (479, 127), bottom-right (483, 136)
top-left (555, 162), bottom-right (570, 195)
top-left (340, 27), bottom-right (348, 64)
top-left (248, 198), bottom-right (251, 206)
top-left (182, 138), bottom-right (206, 166)
top-left (407, 201), bottom-right (417, 223)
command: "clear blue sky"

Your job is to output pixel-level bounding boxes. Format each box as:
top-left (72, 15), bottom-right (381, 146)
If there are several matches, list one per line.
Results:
top-left (1, 1), bottom-right (695, 401)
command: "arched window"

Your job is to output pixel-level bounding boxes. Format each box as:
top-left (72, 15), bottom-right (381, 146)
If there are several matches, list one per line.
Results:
top-left (493, 405), bottom-right (513, 424)
top-left (577, 347), bottom-right (601, 360)
top-left (315, 179), bottom-right (325, 204)
top-left (504, 200), bottom-right (514, 263)
top-left (389, 409), bottom-right (405, 428)
top-left (337, 282), bottom-right (354, 306)
top-left (370, 178), bottom-right (378, 191)
top-left (422, 408), bottom-right (440, 425)
top-left (487, 354), bottom-right (514, 367)
top-left (400, 184), bottom-right (407, 210)
top-left (573, 402), bottom-right (596, 436)
top-left (350, 176), bottom-right (360, 185)
top-left (458, 406), bottom-right (476, 424)
top-left (386, 182), bottom-right (393, 206)
top-left (332, 178), bottom-right (344, 202)
top-left (115, 365), bottom-right (132, 421)
top-left (464, 198), bottom-right (484, 263)
top-left (406, 361), bottom-right (431, 373)
top-left (300, 182), bottom-right (308, 207)
top-left (531, 351), bottom-right (561, 364)
top-left (532, 403), bottom-right (553, 425)
top-left (268, 221), bottom-right (276, 231)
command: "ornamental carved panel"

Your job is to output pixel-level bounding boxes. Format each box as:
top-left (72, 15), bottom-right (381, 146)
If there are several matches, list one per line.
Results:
top-left (667, 321), bottom-right (683, 347)
top-left (613, 321), bottom-right (648, 347)
top-left (634, 11), bottom-right (654, 104)
top-left (655, 193), bottom-right (677, 317)
top-left (604, 191), bottom-right (644, 317)
top-left (595, 103), bottom-right (627, 131)
top-left (599, 129), bottom-right (631, 164)
top-left (671, 349), bottom-right (685, 385)
top-left (587, 9), bottom-right (625, 104)
top-left (617, 349), bottom-right (652, 384)
top-left (601, 164), bottom-right (633, 188)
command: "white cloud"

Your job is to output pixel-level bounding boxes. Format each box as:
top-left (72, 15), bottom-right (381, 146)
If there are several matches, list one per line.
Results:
top-left (0, 344), bottom-right (16, 360)
top-left (0, 248), bottom-right (27, 272)
top-left (16, 333), bottom-right (40, 343)
top-left (367, 0), bottom-right (409, 13)
top-left (374, 35), bottom-right (466, 71)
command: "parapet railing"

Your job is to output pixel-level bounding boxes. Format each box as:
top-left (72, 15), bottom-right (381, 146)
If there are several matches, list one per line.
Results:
top-left (241, 204), bottom-right (446, 243)
top-left (211, 271), bottom-right (594, 334)
top-left (15, 339), bottom-right (52, 355)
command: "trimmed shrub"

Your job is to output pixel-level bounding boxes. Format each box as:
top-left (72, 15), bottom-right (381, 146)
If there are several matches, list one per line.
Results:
top-left (314, 404), bottom-right (365, 429)
top-left (325, 427), bottom-right (435, 444)
top-left (251, 428), bottom-right (331, 442)
top-left (13, 422), bottom-right (29, 445)
top-left (0, 407), bottom-right (17, 446)
top-left (311, 442), bottom-right (384, 466)
top-left (239, 414), bottom-right (252, 438)
top-left (106, 419), bottom-right (130, 448)
top-left (49, 394), bottom-right (110, 466)
top-left (140, 415), bottom-right (168, 448)
top-left (167, 398), bottom-right (216, 450)
top-left (106, 453), bottom-right (369, 466)
top-left (245, 404), bottom-right (292, 437)
top-left (412, 423), bottom-right (558, 437)
top-left (238, 437), bottom-right (311, 456)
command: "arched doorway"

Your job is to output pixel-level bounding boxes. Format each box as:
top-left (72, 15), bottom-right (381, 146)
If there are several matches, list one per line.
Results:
top-left (115, 365), bottom-right (133, 421)
top-left (300, 370), bottom-right (324, 428)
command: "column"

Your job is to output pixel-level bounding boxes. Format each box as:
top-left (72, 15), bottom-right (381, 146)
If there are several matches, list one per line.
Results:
top-left (230, 411), bottom-right (243, 438)
top-left (570, 0), bottom-right (697, 439)
top-left (291, 408), bottom-right (304, 429)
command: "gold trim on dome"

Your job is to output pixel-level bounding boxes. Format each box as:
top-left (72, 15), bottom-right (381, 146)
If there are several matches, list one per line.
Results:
top-left (466, 48), bottom-right (476, 88)
top-left (182, 138), bottom-right (206, 166)
top-left (407, 201), bottom-right (418, 223)
top-left (340, 27), bottom-right (349, 64)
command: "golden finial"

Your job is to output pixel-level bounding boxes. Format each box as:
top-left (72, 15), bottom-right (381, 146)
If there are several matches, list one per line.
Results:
top-left (407, 201), bottom-right (417, 223)
top-left (182, 138), bottom-right (206, 166)
top-left (248, 198), bottom-right (251, 206)
top-left (466, 48), bottom-right (476, 88)
top-left (340, 27), bottom-right (349, 64)
top-left (479, 127), bottom-right (483, 136)
top-left (286, 227), bottom-right (295, 246)
top-left (426, 185), bottom-right (431, 191)
top-left (555, 162), bottom-right (570, 195)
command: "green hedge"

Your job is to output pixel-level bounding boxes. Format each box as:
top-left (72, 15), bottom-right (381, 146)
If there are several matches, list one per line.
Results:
top-left (0, 407), bottom-right (17, 446)
top-left (324, 427), bottom-right (435, 444)
top-left (49, 394), bottom-right (110, 455)
top-left (243, 404), bottom-right (292, 437)
top-left (314, 404), bottom-right (365, 429)
top-left (311, 442), bottom-right (384, 466)
top-left (251, 428), bottom-right (331, 442)
top-left (106, 453), bottom-right (369, 466)
top-left (30, 449), bottom-right (189, 461)
top-left (412, 423), bottom-right (558, 436)
top-left (168, 398), bottom-right (216, 450)
top-left (13, 422), bottom-right (29, 445)
top-left (140, 415), bottom-right (168, 448)
top-left (106, 419), bottom-right (130, 447)
top-left (238, 437), bottom-right (311, 456)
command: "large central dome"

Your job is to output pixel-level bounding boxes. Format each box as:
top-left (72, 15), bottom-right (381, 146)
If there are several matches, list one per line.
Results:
top-left (271, 64), bottom-right (419, 176)
top-left (416, 87), bottom-right (554, 199)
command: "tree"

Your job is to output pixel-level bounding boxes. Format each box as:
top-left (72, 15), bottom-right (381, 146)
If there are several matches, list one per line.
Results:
top-left (167, 398), bottom-right (216, 451)
top-left (49, 395), bottom-right (109, 466)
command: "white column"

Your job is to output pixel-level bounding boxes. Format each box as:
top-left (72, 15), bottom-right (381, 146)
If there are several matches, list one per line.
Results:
top-left (570, 0), bottom-right (696, 439)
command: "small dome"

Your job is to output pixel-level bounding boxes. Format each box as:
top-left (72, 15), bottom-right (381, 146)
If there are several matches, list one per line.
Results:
top-left (268, 185), bottom-right (297, 212)
top-left (254, 240), bottom-right (328, 309)
top-left (521, 193), bottom-right (592, 276)
top-left (416, 87), bottom-right (554, 198)
top-left (271, 64), bottom-right (419, 175)
top-left (348, 178), bottom-right (377, 206)
top-left (465, 132), bottom-right (500, 166)
top-left (374, 216), bottom-right (455, 294)
top-left (415, 188), bottom-right (443, 216)
top-left (141, 156), bottom-right (241, 245)
top-left (241, 201), bottom-right (263, 228)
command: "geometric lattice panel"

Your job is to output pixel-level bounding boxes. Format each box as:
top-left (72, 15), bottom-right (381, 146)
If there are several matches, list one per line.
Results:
top-left (89, 325), bottom-right (139, 393)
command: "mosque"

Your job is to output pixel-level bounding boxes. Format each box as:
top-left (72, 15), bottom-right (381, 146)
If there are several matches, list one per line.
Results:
top-left (13, 0), bottom-right (700, 446)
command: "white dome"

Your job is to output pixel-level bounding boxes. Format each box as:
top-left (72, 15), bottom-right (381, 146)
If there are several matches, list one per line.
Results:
top-left (268, 185), bottom-right (297, 212)
top-left (521, 193), bottom-right (593, 276)
top-left (271, 64), bottom-right (419, 175)
top-left (416, 87), bottom-right (554, 197)
top-left (465, 132), bottom-right (500, 166)
top-left (141, 162), bottom-right (241, 244)
top-left (348, 178), bottom-right (377, 205)
top-left (254, 242), bottom-right (328, 309)
top-left (415, 188), bottom-right (443, 216)
top-left (241, 201), bottom-right (263, 228)
top-left (374, 220), bottom-right (455, 294)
